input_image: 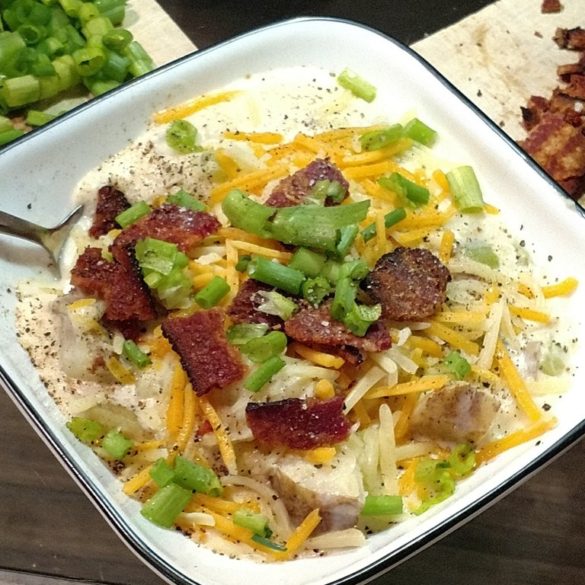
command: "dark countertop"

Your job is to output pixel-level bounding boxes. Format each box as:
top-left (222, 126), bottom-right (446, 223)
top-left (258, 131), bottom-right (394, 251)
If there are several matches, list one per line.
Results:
top-left (2, 2), bottom-right (585, 585)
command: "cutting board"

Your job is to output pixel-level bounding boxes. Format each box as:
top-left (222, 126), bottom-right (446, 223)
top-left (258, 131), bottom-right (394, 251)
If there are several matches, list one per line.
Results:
top-left (131, 0), bottom-right (582, 144)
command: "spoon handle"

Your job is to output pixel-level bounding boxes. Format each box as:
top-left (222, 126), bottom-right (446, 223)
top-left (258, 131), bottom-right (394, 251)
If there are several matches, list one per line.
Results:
top-left (0, 209), bottom-right (46, 245)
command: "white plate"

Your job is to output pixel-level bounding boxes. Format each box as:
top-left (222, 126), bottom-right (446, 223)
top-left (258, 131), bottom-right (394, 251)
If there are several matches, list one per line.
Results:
top-left (1, 16), bottom-right (585, 585)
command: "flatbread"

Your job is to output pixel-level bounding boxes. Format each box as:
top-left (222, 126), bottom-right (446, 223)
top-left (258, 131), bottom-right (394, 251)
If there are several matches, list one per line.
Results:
top-left (412, 0), bottom-right (583, 141)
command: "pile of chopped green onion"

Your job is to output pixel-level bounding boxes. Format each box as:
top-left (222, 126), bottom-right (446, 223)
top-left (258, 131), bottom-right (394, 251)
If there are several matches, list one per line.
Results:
top-left (0, 0), bottom-right (154, 146)
top-left (134, 237), bottom-right (194, 310)
top-left (67, 415), bottom-right (134, 460)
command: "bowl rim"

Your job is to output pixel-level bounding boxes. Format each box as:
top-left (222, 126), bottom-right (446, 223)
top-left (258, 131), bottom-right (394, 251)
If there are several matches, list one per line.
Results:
top-left (1, 14), bottom-right (585, 585)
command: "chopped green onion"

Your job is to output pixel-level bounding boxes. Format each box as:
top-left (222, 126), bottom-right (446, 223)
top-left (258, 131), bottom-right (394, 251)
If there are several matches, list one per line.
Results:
top-left (17, 23), bottom-right (46, 45)
top-left (330, 277), bottom-right (357, 322)
top-left (154, 268), bottom-right (193, 309)
top-left (72, 45), bottom-right (106, 76)
top-left (59, 0), bottom-right (83, 18)
top-left (443, 350), bottom-right (470, 380)
top-left (403, 117), bottom-right (437, 146)
top-left (82, 15), bottom-right (113, 38)
top-left (221, 189), bottom-right (274, 238)
top-left (173, 456), bottom-right (223, 496)
top-left (123, 39), bottom-right (153, 76)
top-left (195, 275), bottom-right (230, 309)
top-left (360, 124), bottom-right (403, 151)
top-left (540, 348), bottom-right (565, 376)
top-left (251, 534), bottom-right (287, 551)
top-left (167, 189), bottom-right (206, 211)
top-left (361, 207), bottom-right (406, 242)
top-left (288, 247), bottom-right (327, 278)
top-left (446, 165), bottom-right (484, 212)
top-left (135, 237), bottom-right (183, 275)
top-left (379, 172), bottom-right (429, 206)
top-left (339, 258), bottom-right (369, 281)
top-left (227, 323), bottom-right (270, 346)
top-left (336, 224), bottom-right (359, 258)
top-left (256, 290), bottom-right (298, 320)
top-left (140, 483), bottom-right (192, 528)
top-left (241, 331), bottom-right (287, 364)
top-left (343, 302), bottom-right (381, 336)
top-left (464, 243), bottom-right (499, 269)
top-left (115, 201), bottom-right (150, 228)
top-left (235, 255), bottom-right (251, 273)
top-left (95, 0), bottom-right (127, 26)
top-left (0, 31), bottom-right (26, 71)
top-left (0, 127), bottom-right (24, 145)
top-left (66, 416), bottom-right (104, 443)
top-left (413, 458), bottom-right (455, 515)
top-left (0, 116), bottom-right (12, 132)
top-left (101, 429), bottom-right (133, 460)
top-left (233, 509), bottom-right (271, 537)
top-left (222, 190), bottom-right (369, 251)
top-left (321, 259), bottom-right (342, 284)
top-left (244, 355), bottom-right (286, 392)
top-left (308, 179), bottom-right (345, 204)
top-left (122, 339), bottom-right (151, 369)
top-left (447, 444), bottom-right (476, 479)
top-left (101, 50), bottom-right (129, 83)
top-left (302, 275), bottom-right (332, 307)
top-left (165, 119), bottom-right (202, 154)
top-left (249, 257), bottom-right (306, 295)
top-left (102, 27), bottom-right (132, 51)
top-left (269, 200), bottom-right (370, 252)
top-left (135, 238), bottom-right (193, 310)
top-left (361, 494), bottom-right (403, 516)
top-left (78, 2), bottom-right (101, 24)
top-left (0, 74), bottom-right (40, 107)
top-left (337, 67), bottom-right (376, 102)
top-left (149, 458), bottom-right (175, 488)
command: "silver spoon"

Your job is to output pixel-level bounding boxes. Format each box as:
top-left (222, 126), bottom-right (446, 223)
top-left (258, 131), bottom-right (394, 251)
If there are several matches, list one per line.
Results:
top-left (0, 205), bottom-right (84, 269)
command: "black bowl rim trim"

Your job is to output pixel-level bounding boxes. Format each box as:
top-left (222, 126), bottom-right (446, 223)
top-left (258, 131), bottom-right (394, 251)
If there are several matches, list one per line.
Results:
top-left (1, 15), bottom-right (584, 585)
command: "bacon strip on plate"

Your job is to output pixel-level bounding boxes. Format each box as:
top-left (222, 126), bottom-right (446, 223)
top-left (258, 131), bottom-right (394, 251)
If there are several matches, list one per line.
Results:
top-left (89, 185), bottom-right (130, 238)
top-left (111, 204), bottom-right (221, 266)
top-left (161, 309), bottom-right (245, 395)
top-left (265, 158), bottom-right (349, 207)
top-left (227, 279), bottom-right (284, 328)
top-left (362, 247), bottom-right (450, 322)
top-left (71, 246), bottom-right (156, 333)
top-left (284, 302), bottom-right (390, 365)
top-left (246, 396), bottom-right (351, 449)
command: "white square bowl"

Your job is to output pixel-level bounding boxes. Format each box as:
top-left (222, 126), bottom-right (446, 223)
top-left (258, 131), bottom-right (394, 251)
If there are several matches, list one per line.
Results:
top-left (1, 16), bottom-right (585, 585)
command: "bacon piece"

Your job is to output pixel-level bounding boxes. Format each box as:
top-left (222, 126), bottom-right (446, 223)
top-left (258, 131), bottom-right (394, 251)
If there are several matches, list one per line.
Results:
top-left (554, 27), bottom-right (585, 51)
top-left (226, 279), bottom-right (283, 328)
top-left (89, 185), bottom-right (130, 238)
top-left (265, 158), bottom-right (349, 207)
top-left (161, 309), bottom-right (245, 395)
top-left (541, 0), bottom-right (562, 14)
top-left (557, 62), bottom-right (585, 82)
top-left (521, 96), bottom-right (550, 131)
top-left (284, 302), bottom-right (391, 365)
top-left (563, 74), bottom-right (585, 100)
top-left (111, 204), bottom-right (221, 266)
top-left (362, 247), bottom-right (450, 321)
top-left (71, 246), bottom-right (156, 328)
top-left (521, 113), bottom-right (585, 198)
top-left (246, 396), bottom-right (350, 450)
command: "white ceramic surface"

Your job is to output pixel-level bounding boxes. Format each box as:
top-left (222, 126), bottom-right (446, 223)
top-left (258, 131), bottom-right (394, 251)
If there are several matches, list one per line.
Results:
top-left (1, 17), bottom-right (584, 585)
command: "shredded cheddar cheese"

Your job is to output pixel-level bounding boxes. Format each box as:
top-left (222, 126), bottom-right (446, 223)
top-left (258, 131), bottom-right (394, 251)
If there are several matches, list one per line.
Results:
top-left (367, 374), bottom-right (451, 398)
top-left (153, 90), bottom-right (240, 124)
top-left (475, 417), bottom-right (557, 464)
top-left (496, 341), bottom-right (542, 422)
top-left (199, 397), bottom-right (238, 475)
top-left (290, 343), bottom-right (345, 369)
